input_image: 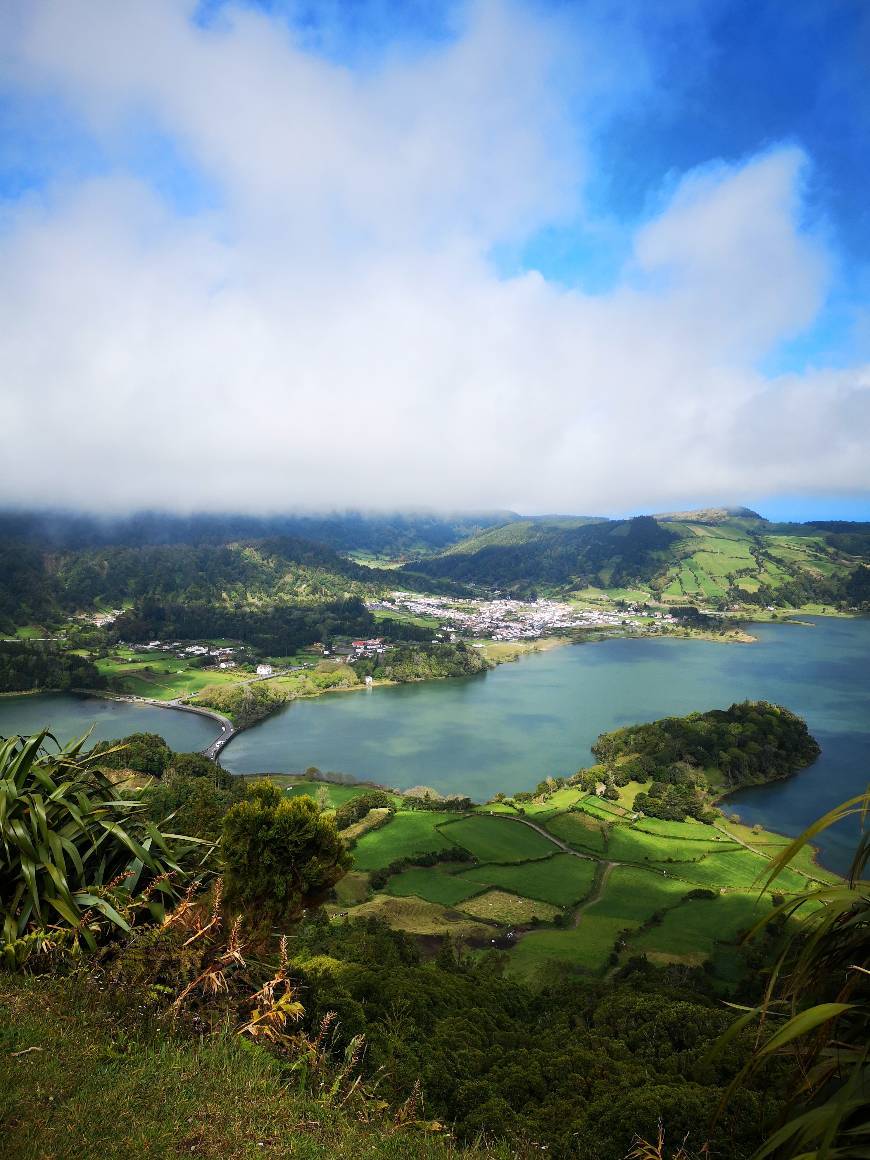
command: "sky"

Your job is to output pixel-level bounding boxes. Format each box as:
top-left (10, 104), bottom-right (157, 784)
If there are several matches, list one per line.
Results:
top-left (1, 0), bottom-right (869, 519)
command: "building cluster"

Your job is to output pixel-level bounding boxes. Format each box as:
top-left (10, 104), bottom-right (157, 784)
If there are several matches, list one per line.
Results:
top-left (369, 593), bottom-right (676, 641)
top-left (125, 640), bottom-right (240, 668)
top-left (82, 608), bottom-right (125, 627)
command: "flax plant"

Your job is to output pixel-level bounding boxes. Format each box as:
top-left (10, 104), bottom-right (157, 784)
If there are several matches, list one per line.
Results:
top-left (0, 728), bottom-right (208, 966)
top-left (714, 790), bottom-right (869, 1159)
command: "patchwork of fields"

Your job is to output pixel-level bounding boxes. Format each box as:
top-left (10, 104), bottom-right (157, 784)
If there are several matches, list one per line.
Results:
top-left (298, 778), bottom-right (835, 987)
top-left (656, 520), bottom-right (845, 605)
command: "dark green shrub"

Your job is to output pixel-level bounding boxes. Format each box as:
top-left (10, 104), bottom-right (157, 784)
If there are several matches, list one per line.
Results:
top-left (221, 780), bottom-right (351, 925)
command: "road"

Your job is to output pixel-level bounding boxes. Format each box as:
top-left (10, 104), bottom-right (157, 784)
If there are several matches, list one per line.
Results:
top-left (103, 662), bottom-right (313, 762)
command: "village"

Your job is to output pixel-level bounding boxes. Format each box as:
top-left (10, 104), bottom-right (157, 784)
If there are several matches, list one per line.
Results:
top-left (369, 591), bottom-right (677, 641)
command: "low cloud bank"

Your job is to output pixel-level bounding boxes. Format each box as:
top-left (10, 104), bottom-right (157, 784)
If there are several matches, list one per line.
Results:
top-left (0, 1), bottom-right (867, 513)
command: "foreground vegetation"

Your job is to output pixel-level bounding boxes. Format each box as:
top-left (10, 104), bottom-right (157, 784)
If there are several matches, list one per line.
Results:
top-left (0, 727), bottom-right (866, 1158)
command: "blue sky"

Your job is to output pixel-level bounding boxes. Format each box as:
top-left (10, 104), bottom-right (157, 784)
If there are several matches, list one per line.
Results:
top-left (0, 0), bottom-right (868, 517)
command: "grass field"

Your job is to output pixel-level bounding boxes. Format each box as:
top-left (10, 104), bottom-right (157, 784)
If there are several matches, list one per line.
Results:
top-left (456, 853), bottom-right (597, 907)
top-left (458, 889), bottom-right (560, 925)
top-left (606, 825), bottom-right (735, 864)
top-left (522, 786), bottom-right (586, 818)
top-left (507, 866), bottom-right (691, 978)
top-left (338, 895), bottom-right (492, 939)
top-left (351, 811), bottom-right (455, 870)
top-left (575, 797), bottom-right (625, 821)
top-left (95, 649), bottom-right (252, 700)
top-left (440, 814), bottom-right (557, 863)
top-left (544, 811), bottom-right (609, 855)
top-left (0, 975), bottom-right (475, 1160)
top-left (283, 780), bottom-right (401, 808)
top-left (646, 850), bottom-right (810, 893)
top-left (334, 871), bottom-right (370, 905)
top-left (633, 817), bottom-right (729, 840)
top-left (629, 893), bottom-right (768, 966)
top-left (386, 864), bottom-right (485, 906)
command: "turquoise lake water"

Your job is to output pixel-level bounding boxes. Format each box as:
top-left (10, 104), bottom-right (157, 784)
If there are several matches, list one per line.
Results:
top-left (1, 617), bottom-right (867, 872)
top-left (0, 692), bottom-right (217, 753)
top-left (222, 617), bottom-right (870, 873)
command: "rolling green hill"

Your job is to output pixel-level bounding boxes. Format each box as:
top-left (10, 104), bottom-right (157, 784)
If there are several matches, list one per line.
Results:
top-left (401, 515), bottom-right (678, 594)
top-left (402, 509), bottom-right (870, 609)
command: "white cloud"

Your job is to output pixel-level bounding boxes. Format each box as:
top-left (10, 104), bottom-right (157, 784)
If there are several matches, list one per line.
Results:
top-left (0, 0), bottom-right (867, 514)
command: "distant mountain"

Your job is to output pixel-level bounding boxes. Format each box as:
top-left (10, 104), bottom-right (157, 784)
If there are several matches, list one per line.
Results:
top-left (401, 516), bottom-right (678, 594)
top-left (402, 510), bottom-right (870, 609)
top-left (0, 509), bottom-right (516, 556)
top-left (654, 506), bottom-right (764, 524)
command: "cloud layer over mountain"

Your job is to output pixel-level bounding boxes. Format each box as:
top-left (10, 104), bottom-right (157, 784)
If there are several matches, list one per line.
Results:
top-left (1, 0), bottom-right (868, 514)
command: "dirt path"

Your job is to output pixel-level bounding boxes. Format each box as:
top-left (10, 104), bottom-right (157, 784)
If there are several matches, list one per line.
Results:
top-left (481, 810), bottom-right (597, 861)
top-left (572, 861), bottom-right (616, 927)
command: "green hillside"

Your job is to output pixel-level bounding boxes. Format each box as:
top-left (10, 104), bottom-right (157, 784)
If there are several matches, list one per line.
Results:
top-left (402, 515), bottom-right (678, 593)
top-left (403, 509), bottom-right (870, 609)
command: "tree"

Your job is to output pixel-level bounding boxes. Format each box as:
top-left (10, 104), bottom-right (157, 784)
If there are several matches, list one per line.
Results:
top-left (221, 780), bottom-right (351, 925)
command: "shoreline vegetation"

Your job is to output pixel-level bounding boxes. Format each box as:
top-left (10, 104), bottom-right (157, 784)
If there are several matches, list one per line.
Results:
top-left (0, 612), bottom-right (831, 764)
top-left (77, 610), bottom-right (801, 721)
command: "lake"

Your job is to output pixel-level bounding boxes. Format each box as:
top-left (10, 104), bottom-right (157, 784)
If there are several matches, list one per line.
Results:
top-left (222, 617), bottom-right (870, 873)
top-left (1, 618), bottom-right (867, 873)
top-left (0, 692), bottom-right (217, 753)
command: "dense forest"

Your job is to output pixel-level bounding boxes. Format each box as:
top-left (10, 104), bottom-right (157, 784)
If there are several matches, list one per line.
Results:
top-left (592, 701), bottom-right (821, 820)
top-left (112, 596), bottom-right (380, 654)
top-left (404, 516), bottom-right (677, 594)
top-left (0, 640), bottom-right (104, 694)
top-left (0, 509), bottom-right (511, 554)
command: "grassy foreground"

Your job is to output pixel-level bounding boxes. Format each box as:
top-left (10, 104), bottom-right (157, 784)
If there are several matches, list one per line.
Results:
top-left (0, 974), bottom-right (507, 1160)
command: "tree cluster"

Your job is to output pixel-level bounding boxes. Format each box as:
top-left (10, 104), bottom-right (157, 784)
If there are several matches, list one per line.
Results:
top-left (351, 641), bottom-right (490, 682)
top-left (592, 701), bottom-right (820, 793)
top-left (0, 640), bottom-right (104, 694)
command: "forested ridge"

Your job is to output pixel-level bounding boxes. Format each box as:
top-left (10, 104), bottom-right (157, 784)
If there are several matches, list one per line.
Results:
top-left (3, 510), bottom-right (870, 638)
top-left (402, 511), bottom-right (870, 608)
top-left (404, 515), bottom-right (677, 592)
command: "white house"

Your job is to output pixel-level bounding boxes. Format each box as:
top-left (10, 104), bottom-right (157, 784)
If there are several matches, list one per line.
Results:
top-left (256, 664), bottom-right (274, 677)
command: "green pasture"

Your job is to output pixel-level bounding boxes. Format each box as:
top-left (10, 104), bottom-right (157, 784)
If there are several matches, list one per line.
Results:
top-left (386, 864), bottom-right (484, 906)
top-left (754, 841), bottom-right (841, 884)
top-left (477, 800), bottom-right (520, 815)
top-left (283, 779), bottom-right (401, 808)
top-left (576, 797), bottom-right (625, 821)
top-left (96, 652), bottom-right (245, 700)
top-left (334, 871), bottom-right (370, 906)
top-left (508, 866), bottom-right (689, 978)
top-left (544, 811), bottom-right (609, 855)
top-left (606, 824), bottom-right (734, 864)
top-left (633, 817), bottom-right (727, 840)
top-left (351, 811), bottom-right (455, 871)
top-left (440, 814), bottom-right (557, 863)
top-left (646, 850), bottom-right (809, 893)
top-left (457, 853), bottom-right (597, 907)
top-left (373, 608), bottom-right (442, 630)
top-left (522, 786), bottom-right (586, 818)
top-left (14, 625), bottom-right (48, 639)
top-left (629, 892), bottom-right (767, 965)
